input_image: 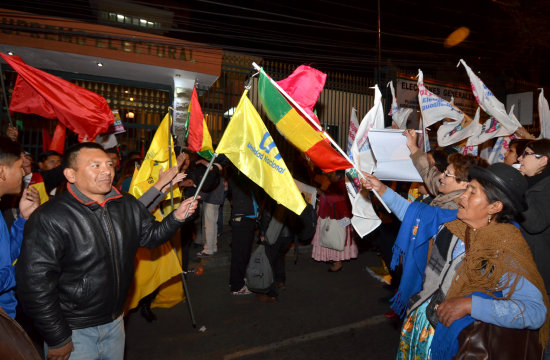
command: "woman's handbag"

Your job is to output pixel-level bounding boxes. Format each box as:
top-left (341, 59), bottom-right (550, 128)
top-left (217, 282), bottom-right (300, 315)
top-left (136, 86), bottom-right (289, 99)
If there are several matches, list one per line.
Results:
top-left (318, 202), bottom-right (347, 251)
top-left (455, 320), bottom-right (542, 360)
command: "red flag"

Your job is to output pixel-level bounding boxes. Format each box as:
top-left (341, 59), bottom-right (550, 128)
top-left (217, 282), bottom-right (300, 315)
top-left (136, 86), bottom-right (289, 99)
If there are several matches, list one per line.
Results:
top-left (277, 65), bottom-right (326, 126)
top-left (49, 123), bottom-right (66, 154)
top-left (42, 126), bottom-right (52, 152)
top-left (0, 53), bottom-right (114, 141)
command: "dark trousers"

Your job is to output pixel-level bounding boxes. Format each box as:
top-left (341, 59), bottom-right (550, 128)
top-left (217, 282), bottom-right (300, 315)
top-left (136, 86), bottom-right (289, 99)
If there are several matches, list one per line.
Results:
top-left (265, 235), bottom-right (293, 284)
top-left (179, 218), bottom-right (196, 272)
top-left (229, 218), bottom-right (256, 292)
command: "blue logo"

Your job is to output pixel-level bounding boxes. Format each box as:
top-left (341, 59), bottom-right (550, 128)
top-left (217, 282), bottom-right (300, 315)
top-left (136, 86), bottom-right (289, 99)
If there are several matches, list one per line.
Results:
top-left (259, 132), bottom-right (282, 160)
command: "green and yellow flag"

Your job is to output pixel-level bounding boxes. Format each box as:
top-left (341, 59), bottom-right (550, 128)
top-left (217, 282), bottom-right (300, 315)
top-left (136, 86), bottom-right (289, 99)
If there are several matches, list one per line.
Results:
top-left (216, 91), bottom-right (306, 215)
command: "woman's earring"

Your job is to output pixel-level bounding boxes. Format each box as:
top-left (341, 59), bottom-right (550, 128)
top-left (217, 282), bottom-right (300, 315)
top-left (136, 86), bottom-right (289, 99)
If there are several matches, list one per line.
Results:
top-left (488, 215), bottom-right (492, 224)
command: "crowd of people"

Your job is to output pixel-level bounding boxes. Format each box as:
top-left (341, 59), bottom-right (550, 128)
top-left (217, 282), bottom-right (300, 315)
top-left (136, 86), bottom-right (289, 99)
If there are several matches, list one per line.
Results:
top-left (1, 120), bottom-right (550, 360)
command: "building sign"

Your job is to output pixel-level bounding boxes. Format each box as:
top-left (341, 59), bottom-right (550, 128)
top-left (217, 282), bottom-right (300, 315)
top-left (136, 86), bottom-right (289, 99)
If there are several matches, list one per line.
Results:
top-left (396, 73), bottom-right (478, 127)
top-left (0, 9), bottom-right (222, 76)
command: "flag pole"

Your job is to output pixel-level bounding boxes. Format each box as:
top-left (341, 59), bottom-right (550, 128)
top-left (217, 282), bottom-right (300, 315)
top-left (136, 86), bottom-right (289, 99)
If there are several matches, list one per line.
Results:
top-left (252, 63), bottom-right (390, 213)
top-left (0, 65), bottom-right (13, 127)
top-left (182, 152), bottom-right (218, 219)
top-left (168, 107), bottom-right (174, 208)
top-left (167, 106), bottom-right (198, 328)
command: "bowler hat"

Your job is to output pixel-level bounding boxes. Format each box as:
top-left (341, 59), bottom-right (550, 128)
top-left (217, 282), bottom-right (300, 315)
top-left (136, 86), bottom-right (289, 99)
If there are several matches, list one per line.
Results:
top-left (469, 163), bottom-right (527, 212)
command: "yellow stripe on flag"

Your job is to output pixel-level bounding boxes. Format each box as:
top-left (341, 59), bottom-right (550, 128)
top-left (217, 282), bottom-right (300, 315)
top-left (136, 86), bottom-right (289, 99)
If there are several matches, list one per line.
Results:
top-left (216, 91), bottom-right (306, 215)
top-left (201, 118), bottom-right (214, 153)
top-left (29, 182), bottom-right (49, 205)
top-left (276, 109), bottom-right (327, 153)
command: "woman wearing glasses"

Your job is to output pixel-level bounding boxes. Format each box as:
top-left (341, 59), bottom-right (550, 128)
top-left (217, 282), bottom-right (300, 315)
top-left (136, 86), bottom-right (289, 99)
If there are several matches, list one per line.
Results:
top-left (518, 139), bottom-right (550, 360)
top-left (404, 129), bottom-right (488, 209)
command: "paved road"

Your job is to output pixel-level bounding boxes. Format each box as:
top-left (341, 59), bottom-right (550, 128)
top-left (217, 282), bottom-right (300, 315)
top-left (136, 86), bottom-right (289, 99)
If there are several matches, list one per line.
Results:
top-left (125, 231), bottom-right (402, 360)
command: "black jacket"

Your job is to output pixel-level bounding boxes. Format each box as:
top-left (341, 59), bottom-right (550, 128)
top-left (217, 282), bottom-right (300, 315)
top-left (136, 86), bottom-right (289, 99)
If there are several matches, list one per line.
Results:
top-left (521, 175), bottom-right (550, 292)
top-left (16, 184), bottom-right (186, 347)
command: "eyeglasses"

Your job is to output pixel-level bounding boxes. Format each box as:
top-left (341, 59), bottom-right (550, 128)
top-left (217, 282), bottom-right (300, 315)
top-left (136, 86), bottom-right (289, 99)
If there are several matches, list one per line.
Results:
top-left (443, 171), bottom-right (457, 179)
top-left (521, 151), bottom-right (544, 159)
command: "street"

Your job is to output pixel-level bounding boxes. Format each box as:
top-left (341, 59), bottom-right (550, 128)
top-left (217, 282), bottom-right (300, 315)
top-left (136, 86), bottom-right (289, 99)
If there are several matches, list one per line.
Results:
top-left (125, 230), bottom-right (402, 360)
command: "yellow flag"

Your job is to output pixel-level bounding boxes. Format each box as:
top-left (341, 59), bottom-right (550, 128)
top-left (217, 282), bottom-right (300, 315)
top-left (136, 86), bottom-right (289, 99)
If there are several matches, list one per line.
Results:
top-left (125, 113), bottom-right (184, 312)
top-left (216, 91), bottom-right (306, 215)
top-left (129, 113), bottom-right (182, 201)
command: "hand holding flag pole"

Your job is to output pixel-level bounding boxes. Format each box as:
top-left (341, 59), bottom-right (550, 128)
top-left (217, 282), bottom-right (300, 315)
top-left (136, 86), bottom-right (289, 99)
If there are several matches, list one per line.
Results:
top-left (252, 62), bottom-right (390, 213)
top-left (182, 153), bottom-right (217, 219)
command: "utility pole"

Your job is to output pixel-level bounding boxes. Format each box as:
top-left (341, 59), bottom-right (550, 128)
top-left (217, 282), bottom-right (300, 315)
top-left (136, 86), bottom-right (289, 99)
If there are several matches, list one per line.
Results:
top-left (377, 0), bottom-right (381, 86)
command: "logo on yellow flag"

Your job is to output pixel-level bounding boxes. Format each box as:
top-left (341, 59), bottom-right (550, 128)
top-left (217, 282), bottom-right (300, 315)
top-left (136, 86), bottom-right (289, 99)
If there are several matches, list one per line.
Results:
top-left (216, 91), bottom-right (306, 215)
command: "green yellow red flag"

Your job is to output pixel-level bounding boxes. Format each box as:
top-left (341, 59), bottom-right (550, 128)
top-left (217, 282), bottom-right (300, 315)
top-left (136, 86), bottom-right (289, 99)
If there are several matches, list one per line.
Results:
top-left (257, 69), bottom-right (351, 173)
top-left (186, 87), bottom-right (214, 160)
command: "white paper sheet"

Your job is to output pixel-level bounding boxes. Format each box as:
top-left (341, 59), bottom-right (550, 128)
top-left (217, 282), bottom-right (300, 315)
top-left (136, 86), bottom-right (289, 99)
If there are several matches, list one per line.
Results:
top-left (367, 129), bottom-right (422, 182)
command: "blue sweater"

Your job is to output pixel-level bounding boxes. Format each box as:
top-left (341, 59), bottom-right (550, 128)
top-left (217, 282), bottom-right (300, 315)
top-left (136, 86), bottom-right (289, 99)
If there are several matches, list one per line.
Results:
top-left (0, 214), bottom-right (26, 318)
top-left (382, 187), bottom-right (546, 329)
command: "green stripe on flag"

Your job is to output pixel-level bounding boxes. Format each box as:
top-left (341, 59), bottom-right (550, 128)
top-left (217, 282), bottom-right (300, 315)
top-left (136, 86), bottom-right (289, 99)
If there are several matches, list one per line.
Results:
top-left (258, 71), bottom-right (293, 125)
top-left (197, 149), bottom-right (213, 161)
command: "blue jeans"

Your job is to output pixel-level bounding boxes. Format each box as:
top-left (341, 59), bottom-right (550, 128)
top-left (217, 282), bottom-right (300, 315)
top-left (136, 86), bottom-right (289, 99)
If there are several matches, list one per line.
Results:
top-left (45, 316), bottom-right (125, 360)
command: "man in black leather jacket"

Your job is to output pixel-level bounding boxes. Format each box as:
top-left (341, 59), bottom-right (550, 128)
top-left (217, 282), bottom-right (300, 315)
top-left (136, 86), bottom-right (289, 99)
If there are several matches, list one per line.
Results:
top-left (15, 142), bottom-right (198, 360)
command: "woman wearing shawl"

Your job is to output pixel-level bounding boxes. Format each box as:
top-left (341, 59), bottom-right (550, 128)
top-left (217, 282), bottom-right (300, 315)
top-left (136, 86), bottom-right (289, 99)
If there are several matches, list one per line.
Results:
top-left (362, 163), bottom-right (548, 359)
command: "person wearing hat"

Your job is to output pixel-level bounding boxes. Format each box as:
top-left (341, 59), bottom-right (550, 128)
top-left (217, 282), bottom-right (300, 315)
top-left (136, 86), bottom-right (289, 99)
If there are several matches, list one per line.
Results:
top-left (517, 139), bottom-right (550, 360)
top-left (361, 163), bottom-right (548, 360)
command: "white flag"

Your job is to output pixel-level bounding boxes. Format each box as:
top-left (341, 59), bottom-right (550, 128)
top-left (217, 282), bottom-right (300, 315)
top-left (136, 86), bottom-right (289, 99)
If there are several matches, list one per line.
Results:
top-left (347, 108), bottom-right (360, 157)
top-left (345, 107), bottom-right (362, 200)
top-left (351, 84), bottom-right (384, 173)
top-left (437, 107), bottom-right (481, 147)
top-left (458, 59), bottom-right (519, 134)
top-left (466, 110), bottom-right (517, 147)
top-left (418, 69), bottom-right (465, 127)
top-left (483, 135), bottom-right (515, 164)
top-left (538, 88), bottom-right (550, 139)
top-left (347, 88), bottom-right (383, 238)
top-left (387, 81), bottom-right (412, 129)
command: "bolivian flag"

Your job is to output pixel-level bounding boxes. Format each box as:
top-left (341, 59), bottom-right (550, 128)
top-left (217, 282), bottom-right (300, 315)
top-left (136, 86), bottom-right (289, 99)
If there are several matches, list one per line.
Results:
top-left (258, 69), bottom-right (351, 173)
top-left (186, 87), bottom-right (214, 160)
top-left (216, 90), bottom-right (306, 215)
top-left (29, 172), bottom-right (49, 205)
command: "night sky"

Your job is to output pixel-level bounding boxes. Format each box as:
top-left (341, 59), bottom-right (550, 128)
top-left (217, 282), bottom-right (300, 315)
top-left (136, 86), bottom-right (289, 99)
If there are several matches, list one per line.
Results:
top-left (2, 0), bottom-right (549, 87)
